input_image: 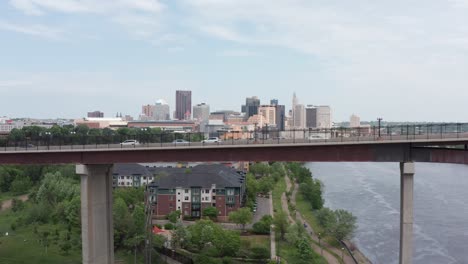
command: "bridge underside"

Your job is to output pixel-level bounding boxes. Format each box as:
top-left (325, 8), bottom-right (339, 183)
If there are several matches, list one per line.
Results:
top-left (0, 143), bottom-right (467, 165)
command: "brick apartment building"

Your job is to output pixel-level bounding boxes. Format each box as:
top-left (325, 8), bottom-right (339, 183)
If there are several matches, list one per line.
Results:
top-left (112, 163), bottom-right (246, 221)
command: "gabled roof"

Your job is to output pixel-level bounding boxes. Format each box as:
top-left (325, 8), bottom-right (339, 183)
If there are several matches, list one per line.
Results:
top-left (147, 164), bottom-right (243, 189)
top-left (113, 163), bottom-right (152, 177)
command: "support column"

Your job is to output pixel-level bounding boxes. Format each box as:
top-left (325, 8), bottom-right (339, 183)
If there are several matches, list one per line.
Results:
top-left (399, 162), bottom-right (414, 264)
top-left (77, 164), bottom-right (114, 264)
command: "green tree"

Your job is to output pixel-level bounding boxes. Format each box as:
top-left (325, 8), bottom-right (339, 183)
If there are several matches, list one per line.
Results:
top-left (172, 222), bottom-right (190, 249)
top-left (133, 205), bottom-right (145, 234)
top-left (228, 208), bottom-right (252, 231)
top-left (252, 215), bottom-right (273, 234)
top-left (10, 177), bottom-right (32, 194)
top-left (257, 176), bottom-right (274, 194)
top-left (202, 206), bottom-right (218, 219)
top-left (167, 210), bottom-right (181, 223)
top-left (333, 209), bottom-right (357, 241)
top-left (316, 207), bottom-right (336, 235)
top-left (8, 128), bottom-right (25, 141)
top-left (213, 230), bottom-right (240, 257)
top-left (273, 211), bottom-right (289, 240)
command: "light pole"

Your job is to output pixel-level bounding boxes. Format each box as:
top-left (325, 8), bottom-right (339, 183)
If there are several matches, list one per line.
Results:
top-left (341, 247), bottom-right (345, 261)
top-left (318, 233), bottom-right (322, 255)
top-left (377, 118), bottom-right (383, 138)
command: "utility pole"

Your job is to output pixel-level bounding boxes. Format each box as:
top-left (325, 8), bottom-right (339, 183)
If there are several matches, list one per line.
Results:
top-left (377, 118), bottom-right (383, 138)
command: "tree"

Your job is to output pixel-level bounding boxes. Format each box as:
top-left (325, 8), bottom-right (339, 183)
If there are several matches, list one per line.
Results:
top-left (316, 207), bottom-right (357, 241)
top-left (299, 178), bottom-right (324, 210)
top-left (172, 222), bottom-right (190, 249)
top-left (10, 177), bottom-right (32, 194)
top-left (168, 210), bottom-right (181, 223)
top-left (133, 205), bottom-right (146, 235)
top-left (252, 215), bottom-right (273, 234)
top-left (257, 177), bottom-right (274, 194)
top-left (316, 207), bottom-right (336, 235)
top-left (334, 209), bottom-right (357, 241)
top-left (213, 230), bottom-right (240, 257)
top-left (273, 211), bottom-right (288, 240)
top-left (202, 206), bottom-right (218, 219)
top-left (228, 208), bottom-right (252, 231)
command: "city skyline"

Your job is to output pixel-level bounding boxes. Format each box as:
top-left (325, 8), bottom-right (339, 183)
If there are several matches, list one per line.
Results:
top-left (2, 1), bottom-right (468, 122)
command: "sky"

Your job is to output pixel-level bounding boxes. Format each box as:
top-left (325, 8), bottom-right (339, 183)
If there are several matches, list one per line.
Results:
top-left (1, 0), bottom-right (468, 122)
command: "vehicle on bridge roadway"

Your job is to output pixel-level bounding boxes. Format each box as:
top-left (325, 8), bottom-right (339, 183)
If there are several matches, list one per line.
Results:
top-left (202, 137), bottom-right (221, 144)
top-left (120, 140), bottom-right (140, 146)
top-left (172, 139), bottom-right (190, 145)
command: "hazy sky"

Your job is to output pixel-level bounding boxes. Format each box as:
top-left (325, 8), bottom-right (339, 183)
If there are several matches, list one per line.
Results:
top-left (1, 0), bottom-right (468, 122)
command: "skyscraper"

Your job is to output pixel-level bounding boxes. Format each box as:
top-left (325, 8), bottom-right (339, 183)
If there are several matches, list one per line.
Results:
top-left (175, 90), bottom-right (192, 120)
top-left (153, 99), bottom-right (170, 120)
top-left (275, 105), bottom-right (286, 131)
top-left (350, 114), bottom-right (360, 127)
top-left (193, 103), bottom-right (210, 122)
top-left (316, 106), bottom-right (332, 128)
top-left (270, 99), bottom-right (279, 106)
top-left (306, 106), bottom-right (318, 128)
top-left (294, 104), bottom-right (305, 129)
top-left (87, 111), bottom-right (104, 118)
top-left (242, 96), bottom-right (260, 121)
top-left (258, 105), bottom-right (276, 125)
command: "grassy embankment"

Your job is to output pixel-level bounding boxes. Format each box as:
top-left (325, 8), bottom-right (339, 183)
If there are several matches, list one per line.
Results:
top-left (272, 170), bottom-right (326, 264)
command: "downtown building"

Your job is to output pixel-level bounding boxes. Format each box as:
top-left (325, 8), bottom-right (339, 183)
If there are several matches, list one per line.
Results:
top-left (193, 103), bottom-right (210, 122)
top-left (241, 96), bottom-right (260, 121)
top-left (305, 105), bottom-right (332, 129)
top-left (175, 90), bottom-right (192, 120)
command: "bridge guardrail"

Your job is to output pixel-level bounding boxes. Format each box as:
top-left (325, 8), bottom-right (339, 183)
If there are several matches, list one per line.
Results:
top-left (0, 123), bottom-right (468, 152)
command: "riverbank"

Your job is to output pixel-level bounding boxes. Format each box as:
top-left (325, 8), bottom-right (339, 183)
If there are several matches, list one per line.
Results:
top-left (286, 174), bottom-right (371, 264)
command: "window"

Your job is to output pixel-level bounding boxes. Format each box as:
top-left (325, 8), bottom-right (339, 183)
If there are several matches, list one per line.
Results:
top-left (178, 206), bottom-right (181, 210)
top-left (212, 196), bottom-right (216, 200)
top-left (184, 189), bottom-right (189, 193)
top-left (169, 196), bottom-right (174, 201)
top-left (184, 197), bottom-right (189, 201)
top-left (212, 203), bottom-right (216, 207)
top-left (126, 176), bottom-right (130, 179)
top-left (178, 200), bottom-right (180, 202)
top-left (143, 176), bottom-right (146, 180)
top-left (178, 192), bottom-right (180, 195)
top-left (120, 176), bottom-right (124, 179)
top-left (184, 204), bottom-right (189, 208)
top-left (205, 189), bottom-right (210, 193)
top-left (227, 189), bottom-right (235, 195)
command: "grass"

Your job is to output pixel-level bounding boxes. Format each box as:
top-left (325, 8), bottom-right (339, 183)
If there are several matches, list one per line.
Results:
top-left (272, 175), bottom-right (286, 214)
top-left (295, 192), bottom-right (323, 235)
top-left (240, 235), bottom-right (270, 253)
top-left (0, 192), bottom-right (15, 202)
top-left (0, 211), bottom-right (82, 264)
top-left (0, 209), bottom-right (145, 264)
top-left (277, 239), bottom-right (326, 264)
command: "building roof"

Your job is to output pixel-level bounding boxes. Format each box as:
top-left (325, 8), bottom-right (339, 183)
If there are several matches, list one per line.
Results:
top-left (113, 163), bottom-right (153, 176)
top-left (147, 164), bottom-right (243, 189)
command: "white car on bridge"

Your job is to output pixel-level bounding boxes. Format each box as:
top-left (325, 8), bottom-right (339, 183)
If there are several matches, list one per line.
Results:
top-left (202, 137), bottom-right (221, 144)
top-left (120, 140), bottom-right (140, 146)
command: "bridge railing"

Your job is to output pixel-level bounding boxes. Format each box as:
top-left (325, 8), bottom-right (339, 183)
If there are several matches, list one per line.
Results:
top-left (0, 123), bottom-right (467, 151)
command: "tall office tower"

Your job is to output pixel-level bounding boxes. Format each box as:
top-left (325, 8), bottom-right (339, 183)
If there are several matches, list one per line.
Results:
top-left (153, 99), bottom-right (170, 120)
top-left (242, 96), bottom-right (260, 121)
top-left (258, 105), bottom-right (276, 125)
top-left (270, 99), bottom-right (279, 106)
top-left (275, 105), bottom-right (286, 131)
top-left (175, 90), bottom-right (192, 120)
top-left (141, 105), bottom-right (154, 119)
top-left (350, 114), bottom-right (361, 127)
top-left (294, 104), bottom-right (306, 129)
top-left (87, 111), bottom-right (104, 118)
top-left (193, 103), bottom-right (210, 122)
top-left (292, 92), bottom-right (298, 122)
top-left (316, 106), bottom-right (332, 128)
top-left (305, 105), bottom-right (318, 128)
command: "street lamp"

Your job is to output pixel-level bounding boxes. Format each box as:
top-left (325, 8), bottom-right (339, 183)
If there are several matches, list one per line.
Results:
top-left (318, 233), bottom-right (322, 255)
top-left (341, 247), bottom-right (345, 261)
top-left (377, 118), bottom-right (383, 138)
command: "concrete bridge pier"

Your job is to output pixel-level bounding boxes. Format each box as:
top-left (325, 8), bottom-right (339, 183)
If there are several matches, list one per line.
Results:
top-left (399, 162), bottom-right (414, 264)
top-left (77, 164), bottom-right (114, 264)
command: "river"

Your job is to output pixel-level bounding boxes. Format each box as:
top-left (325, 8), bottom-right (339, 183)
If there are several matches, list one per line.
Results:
top-left (306, 162), bottom-right (468, 264)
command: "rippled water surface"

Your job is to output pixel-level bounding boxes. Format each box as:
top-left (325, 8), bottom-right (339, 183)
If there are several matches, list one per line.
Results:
top-left (306, 162), bottom-right (468, 264)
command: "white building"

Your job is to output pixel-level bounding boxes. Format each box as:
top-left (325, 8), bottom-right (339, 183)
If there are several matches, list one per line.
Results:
top-left (293, 104), bottom-right (306, 129)
top-left (350, 114), bottom-right (361, 127)
top-left (316, 106), bottom-right (332, 129)
top-left (193, 103), bottom-right (210, 122)
top-left (153, 99), bottom-right (170, 121)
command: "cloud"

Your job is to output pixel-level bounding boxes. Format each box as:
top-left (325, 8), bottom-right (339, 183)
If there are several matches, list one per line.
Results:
top-left (0, 20), bottom-right (63, 39)
top-left (9, 0), bottom-right (166, 38)
top-left (217, 49), bottom-right (258, 57)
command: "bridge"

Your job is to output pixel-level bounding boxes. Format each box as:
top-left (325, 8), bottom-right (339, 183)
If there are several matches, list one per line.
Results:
top-left (1, 123), bottom-right (468, 264)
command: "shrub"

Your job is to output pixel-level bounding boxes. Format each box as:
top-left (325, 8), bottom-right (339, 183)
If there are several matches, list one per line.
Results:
top-left (164, 223), bottom-right (174, 230)
top-left (251, 246), bottom-right (270, 259)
